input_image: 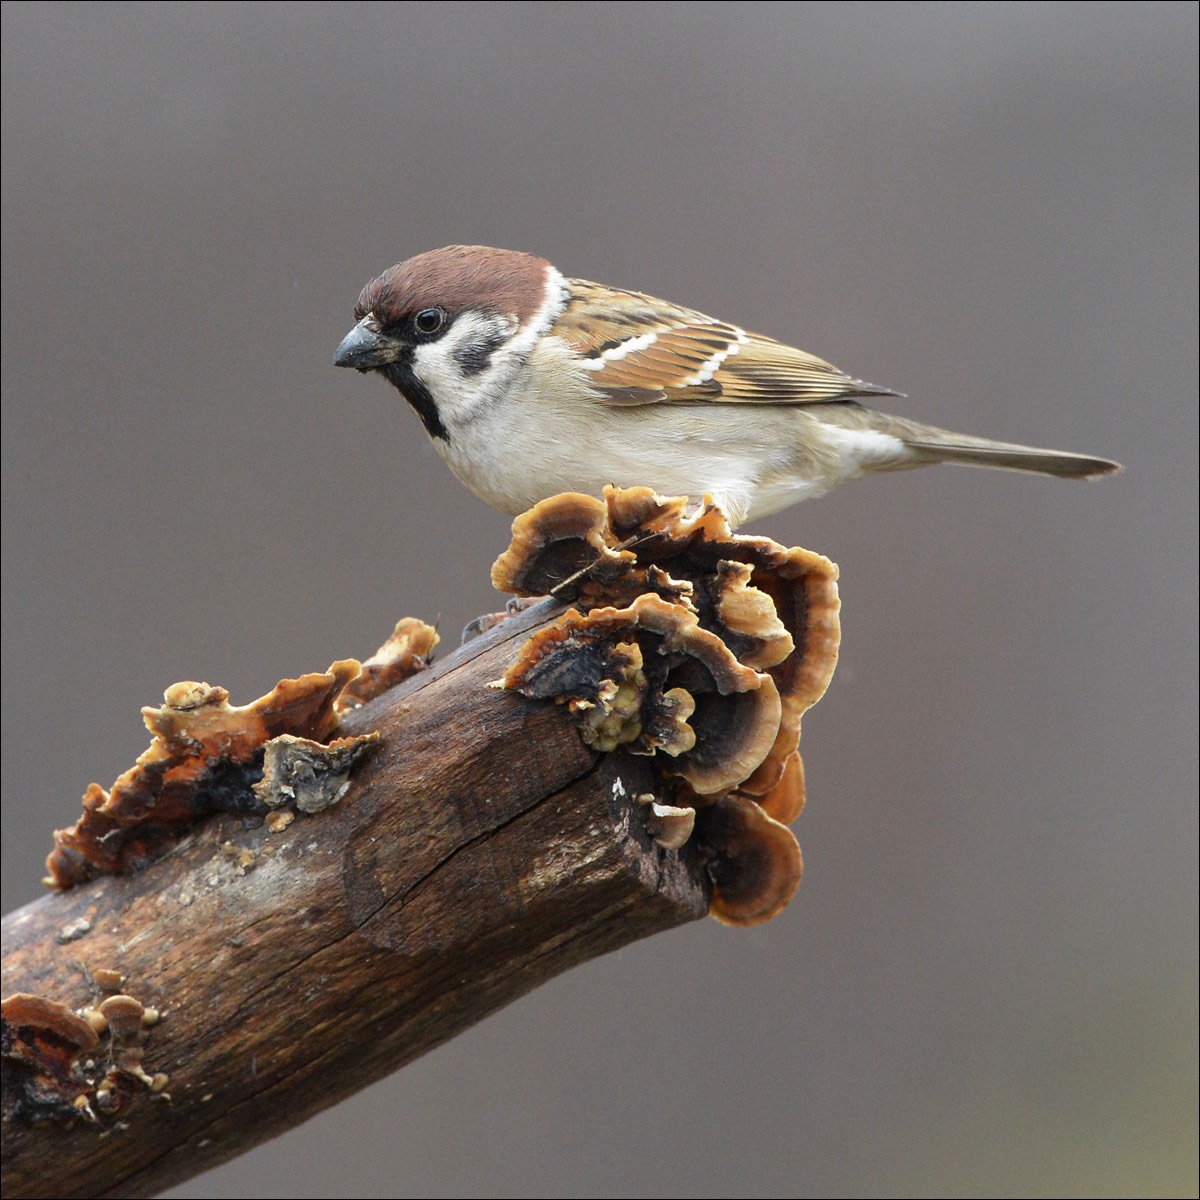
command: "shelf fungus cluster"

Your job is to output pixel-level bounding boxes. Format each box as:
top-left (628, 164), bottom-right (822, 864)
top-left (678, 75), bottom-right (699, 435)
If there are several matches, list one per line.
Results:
top-left (494, 486), bottom-right (840, 925)
top-left (43, 619), bottom-right (439, 890)
top-left (40, 489), bottom-right (836, 928)
top-left (1, 980), bottom-right (164, 1126)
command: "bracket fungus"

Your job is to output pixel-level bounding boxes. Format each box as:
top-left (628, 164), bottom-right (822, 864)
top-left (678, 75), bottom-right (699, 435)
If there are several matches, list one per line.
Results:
top-left (695, 794), bottom-right (806, 926)
top-left (494, 486), bottom-right (840, 925)
top-left (638, 795), bottom-right (698, 851)
top-left (43, 620), bottom-right (438, 890)
top-left (335, 617), bottom-right (439, 713)
top-left (502, 594), bottom-right (782, 794)
top-left (2, 983), bottom-right (170, 1127)
top-left (1, 993), bottom-right (101, 1124)
top-left (38, 486), bottom-right (838, 929)
top-left (253, 733), bottom-right (381, 814)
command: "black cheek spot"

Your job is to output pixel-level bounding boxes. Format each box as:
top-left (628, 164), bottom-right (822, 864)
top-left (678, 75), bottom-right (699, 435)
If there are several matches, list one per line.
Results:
top-left (454, 328), bottom-right (509, 377)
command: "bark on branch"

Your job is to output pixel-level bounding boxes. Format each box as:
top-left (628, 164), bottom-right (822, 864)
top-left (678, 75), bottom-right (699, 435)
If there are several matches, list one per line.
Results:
top-left (1, 599), bottom-right (708, 1199)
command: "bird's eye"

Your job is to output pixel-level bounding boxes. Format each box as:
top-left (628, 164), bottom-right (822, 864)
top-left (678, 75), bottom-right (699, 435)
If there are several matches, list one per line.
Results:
top-left (413, 307), bottom-right (447, 336)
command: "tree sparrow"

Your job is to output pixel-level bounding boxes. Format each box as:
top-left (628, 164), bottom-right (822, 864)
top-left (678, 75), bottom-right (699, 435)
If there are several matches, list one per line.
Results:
top-left (333, 245), bottom-right (1120, 527)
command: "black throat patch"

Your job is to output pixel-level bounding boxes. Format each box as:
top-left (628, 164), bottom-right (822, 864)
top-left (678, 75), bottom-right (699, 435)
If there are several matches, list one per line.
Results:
top-left (380, 358), bottom-right (449, 442)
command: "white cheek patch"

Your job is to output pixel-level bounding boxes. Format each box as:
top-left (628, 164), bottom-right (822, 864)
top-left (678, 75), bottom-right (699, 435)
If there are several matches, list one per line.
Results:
top-left (410, 312), bottom-right (515, 421)
top-left (409, 266), bottom-right (570, 428)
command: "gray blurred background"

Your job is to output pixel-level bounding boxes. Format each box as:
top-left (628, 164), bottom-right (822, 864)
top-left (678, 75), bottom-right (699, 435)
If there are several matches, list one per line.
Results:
top-left (2, 3), bottom-right (1196, 1196)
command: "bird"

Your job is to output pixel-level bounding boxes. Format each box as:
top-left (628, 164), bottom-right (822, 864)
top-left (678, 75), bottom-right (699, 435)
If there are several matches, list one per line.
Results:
top-left (333, 245), bottom-right (1120, 527)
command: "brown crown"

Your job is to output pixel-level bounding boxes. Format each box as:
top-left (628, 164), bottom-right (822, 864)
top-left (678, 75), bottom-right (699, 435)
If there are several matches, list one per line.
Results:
top-left (354, 245), bottom-right (551, 327)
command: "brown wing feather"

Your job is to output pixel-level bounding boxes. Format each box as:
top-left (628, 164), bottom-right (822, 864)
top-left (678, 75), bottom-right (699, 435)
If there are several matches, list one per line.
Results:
top-left (556, 277), bottom-right (901, 406)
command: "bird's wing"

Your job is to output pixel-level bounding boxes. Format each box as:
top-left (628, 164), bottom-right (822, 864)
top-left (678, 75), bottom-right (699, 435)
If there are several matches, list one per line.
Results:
top-left (556, 278), bottom-right (901, 406)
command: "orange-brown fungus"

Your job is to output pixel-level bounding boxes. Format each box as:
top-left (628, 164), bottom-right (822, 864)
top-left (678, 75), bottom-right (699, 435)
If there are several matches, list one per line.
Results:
top-left (96, 995), bottom-right (145, 1041)
top-left (1, 993), bottom-right (100, 1124)
top-left (43, 614), bottom-right (447, 890)
top-left (491, 492), bottom-right (635, 596)
top-left (504, 593), bottom-right (782, 795)
top-left (45, 661), bottom-right (362, 889)
top-left (336, 617), bottom-right (439, 712)
top-left (696, 794), bottom-right (804, 926)
top-left (92, 969), bottom-right (124, 994)
top-left (3, 982), bottom-right (171, 1125)
top-left (640, 797), bottom-right (697, 851)
top-left (494, 486), bottom-right (840, 924)
top-left (754, 749), bottom-right (806, 826)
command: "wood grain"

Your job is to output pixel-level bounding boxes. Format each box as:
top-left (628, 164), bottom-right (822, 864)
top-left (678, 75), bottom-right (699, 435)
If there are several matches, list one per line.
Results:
top-left (1, 600), bottom-right (708, 1198)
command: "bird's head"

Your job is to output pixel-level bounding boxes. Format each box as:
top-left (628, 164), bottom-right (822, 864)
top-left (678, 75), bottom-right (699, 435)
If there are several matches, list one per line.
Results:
top-left (333, 245), bottom-right (566, 440)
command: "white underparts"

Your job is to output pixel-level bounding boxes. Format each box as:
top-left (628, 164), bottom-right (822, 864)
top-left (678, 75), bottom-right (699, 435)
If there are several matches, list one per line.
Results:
top-left (813, 422), bottom-right (910, 470)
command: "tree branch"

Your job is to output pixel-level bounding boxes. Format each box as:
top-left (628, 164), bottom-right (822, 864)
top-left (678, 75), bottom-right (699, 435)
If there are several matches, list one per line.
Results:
top-left (1, 599), bottom-right (708, 1199)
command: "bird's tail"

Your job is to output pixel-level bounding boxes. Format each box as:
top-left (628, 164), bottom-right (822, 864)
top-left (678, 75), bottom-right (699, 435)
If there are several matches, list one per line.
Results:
top-left (902, 433), bottom-right (1121, 480)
